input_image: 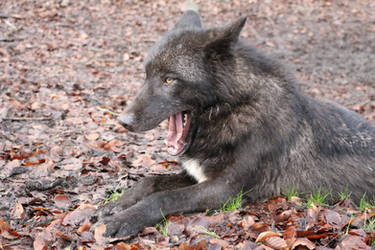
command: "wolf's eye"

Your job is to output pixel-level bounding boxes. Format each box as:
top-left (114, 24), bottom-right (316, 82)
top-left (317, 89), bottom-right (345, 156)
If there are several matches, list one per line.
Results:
top-left (164, 77), bottom-right (174, 84)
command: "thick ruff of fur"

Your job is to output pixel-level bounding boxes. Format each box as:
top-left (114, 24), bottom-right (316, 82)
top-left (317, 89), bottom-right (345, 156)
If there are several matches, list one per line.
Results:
top-left (100, 10), bottom-right (375, 237)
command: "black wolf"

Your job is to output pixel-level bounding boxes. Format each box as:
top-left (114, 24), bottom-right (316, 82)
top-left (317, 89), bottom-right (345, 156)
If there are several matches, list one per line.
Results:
top-left (98, 11), bottom-right (375, 237)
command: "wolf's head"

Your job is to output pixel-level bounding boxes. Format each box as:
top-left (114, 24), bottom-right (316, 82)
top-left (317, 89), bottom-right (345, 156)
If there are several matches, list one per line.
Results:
top-left (118, 11), bottom-right (247, 155)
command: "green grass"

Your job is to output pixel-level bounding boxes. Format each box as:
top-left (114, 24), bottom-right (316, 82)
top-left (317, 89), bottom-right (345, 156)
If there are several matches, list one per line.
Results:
top-left (284, 188), bottom-right (298, 200)
top-left (155, 209), bottom-right (170, 237)
top-left (362, 217), bottom-right (375, 233)
top-left (306, 188), bottom-right (330, 208)
top-left (199, 226), bottom-right (220, 239)
top-left (104, 185), bottom-right (125, 204)
top-left (358, 194), bottom-right (375, 212)
top-left (221, 190), bottom-right (244, 212)
top-left (338, 186), bottom-right (352, 201)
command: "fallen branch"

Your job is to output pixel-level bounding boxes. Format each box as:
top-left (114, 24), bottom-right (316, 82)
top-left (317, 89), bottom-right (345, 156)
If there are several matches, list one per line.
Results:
top-left (96, 106), bottom-right (120, 117)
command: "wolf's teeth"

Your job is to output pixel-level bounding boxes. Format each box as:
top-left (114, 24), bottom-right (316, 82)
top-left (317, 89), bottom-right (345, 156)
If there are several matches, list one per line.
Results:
top-left (183, 113), bottom-right (187, 126)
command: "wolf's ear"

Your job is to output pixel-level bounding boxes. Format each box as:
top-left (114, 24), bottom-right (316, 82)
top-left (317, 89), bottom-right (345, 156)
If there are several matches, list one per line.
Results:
top-left (173, 10), bottom-right (202, 30)
top-left (205, 16), bottom-right (247, 53)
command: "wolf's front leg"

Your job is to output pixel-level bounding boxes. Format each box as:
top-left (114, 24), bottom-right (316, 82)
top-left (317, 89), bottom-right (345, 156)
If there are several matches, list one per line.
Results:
top-left (95, 172), bottom-right (195, 224)
top-left (102, 177), bottom-right (241, 237)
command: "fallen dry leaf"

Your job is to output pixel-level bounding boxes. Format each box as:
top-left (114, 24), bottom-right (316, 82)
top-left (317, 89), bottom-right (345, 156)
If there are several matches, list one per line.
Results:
top-left (283, 226), bottom-right (297, 247)
top-left (103, 139), bottom-right (124, 152)
top-left (54, 194), bottom-right (72, 209)
top-left (33, 236), bottom-right (48, 250)
top-left (11, 202), bottom-right (26, 219)
top-left (94, 224), bottom-right (107, 246)
top-left (251, 222), bottom-right (271, 233)
top-left (263, 236), bottom-right (288, 249)
top-left (85, 132), bottom-right (100, 141)
top-left (336, 235), bottom-right (370, 250)
top-left (62, 204), bottom-right (96, 226)
top-left (241, 215), bottom-right (255, 230)
top-left (0, 217), bottom-right (19, 239)
top-left (77, 223), bottom-right (92, 234)
top-left (256, 231), bottom-right (282, 243)
top-left (291, 237), bottom-right (316, 250)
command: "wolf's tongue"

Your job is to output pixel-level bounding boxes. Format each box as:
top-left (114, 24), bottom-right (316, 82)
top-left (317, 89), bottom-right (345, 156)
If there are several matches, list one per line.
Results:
top-left (167, 112), bottom-right (184, 155)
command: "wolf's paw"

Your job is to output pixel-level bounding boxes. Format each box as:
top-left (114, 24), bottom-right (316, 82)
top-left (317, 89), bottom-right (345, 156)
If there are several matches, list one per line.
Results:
top-left (95, 210), bottom-right (142, 237)
top-left (97, 194), bottom-right (138, 217)
top-left (102, 216), bottom-right (135, 237)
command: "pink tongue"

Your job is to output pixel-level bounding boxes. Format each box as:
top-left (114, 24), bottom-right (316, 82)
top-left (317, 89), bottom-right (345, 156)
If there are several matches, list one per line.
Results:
top-left (167, 112), bottom-right (184, 155)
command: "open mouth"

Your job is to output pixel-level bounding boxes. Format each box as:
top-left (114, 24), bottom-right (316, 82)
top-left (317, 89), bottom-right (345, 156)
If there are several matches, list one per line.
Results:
top-left (166, 111), bottom-right (192, 155)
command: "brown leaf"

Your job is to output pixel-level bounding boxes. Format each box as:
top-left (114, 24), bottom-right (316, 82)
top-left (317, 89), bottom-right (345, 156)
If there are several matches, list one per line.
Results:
top-left (251, 222), bottom-right (271, 233)
top-left (5, 159), bottom-right (21, 169)
top-left (85, 132), bottom-right (100, 141)
top-left (62, 204), bottom-right (96, 226)
top-left (241, 215), bottom-right (255, 230)
top-left (133, 154), bottom-right (155, 168)
top-left (31, 101), bottom-right (41, 110)
top-left (289, 196), bottom-right (303, 206)
top-left (141, 226), bottom-right (159, 235)
top-left (351, 213), bottom-right (372, 228)
top-left (103, 139), bottom-right (124, 152)
top-left (179, 239), bottom-right (207, 250)
top-left (94, 224), bottom-right (107, 246)
top-left (0, 217), bottom-right (19, 239)
top-left (276, 209), bottom-right (294, 222)
top-left (11, 202), bottom-right (26, 219)
top-left (62, 157), bottom-right (82, 171)
top-left (283, 226), bottom-right (297, 247)
top-left (319, 209), bottom-right (342, 228)
top-left (116, 242), bottom-right (132, 250)
top-left (305, 205), bottom-right (321, 229)
top-left (56, 231), bottom-right (73, 241)
top-left (168, 220), bottom-right (185, 236)
top-left (33, 236), bottom-right (48, 250)
top-left (77, 223), bottom-right (92, 234)
top-left (209, 238), bottom-right (229, 248)
top-left (264, 236), bottom-right (287, 249)
top-left (291, 237), bottom-right (316, 250)
top-left (80, 231), bottom-right (94, 243)
top-left (255, 231), bottom-right (282, 243)
top-left (54, 194), bottom-right (72, 209)
top-left (336, 235), bottom-right (370, 250)
top-left (235, 241), bottom-right (258, 249)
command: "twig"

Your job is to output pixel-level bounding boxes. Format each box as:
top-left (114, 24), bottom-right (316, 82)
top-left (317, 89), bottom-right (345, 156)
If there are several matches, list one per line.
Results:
top-left (3, 117), bottom-right (53, 121)
top-left (0, 14), bottom-right (23, 19)
top-left (0, 37), bottom-right (25, 42)
top-left (4, 19), bottom-right (17, 30)
top-left (96, 106), bottom-right (120, 117)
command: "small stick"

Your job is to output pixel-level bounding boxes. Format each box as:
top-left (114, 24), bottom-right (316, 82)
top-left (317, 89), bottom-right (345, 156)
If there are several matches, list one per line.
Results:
top-left (96, 106), bottom-right (120, 117)
top-left (4, 19), bottom-right (17, 30)
top-left (3, 117), bottom-right (52, 121)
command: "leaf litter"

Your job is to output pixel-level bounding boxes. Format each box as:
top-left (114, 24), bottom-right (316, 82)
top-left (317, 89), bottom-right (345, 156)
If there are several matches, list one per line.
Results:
top-left (0, 0), bottom-right (374, 249)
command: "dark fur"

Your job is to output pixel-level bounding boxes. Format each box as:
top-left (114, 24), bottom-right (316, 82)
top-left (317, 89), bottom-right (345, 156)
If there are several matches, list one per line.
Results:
top-left (97, 11), bottom-right (375, 237)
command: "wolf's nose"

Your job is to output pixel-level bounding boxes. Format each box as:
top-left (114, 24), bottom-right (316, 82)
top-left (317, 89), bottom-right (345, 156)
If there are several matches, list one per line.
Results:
top-left (118, 113), bottom-right (135, 131)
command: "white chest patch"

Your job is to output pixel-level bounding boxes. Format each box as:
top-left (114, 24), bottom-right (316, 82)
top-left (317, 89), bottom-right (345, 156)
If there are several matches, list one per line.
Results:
top-left (182, 159), bottom-right (207, 183)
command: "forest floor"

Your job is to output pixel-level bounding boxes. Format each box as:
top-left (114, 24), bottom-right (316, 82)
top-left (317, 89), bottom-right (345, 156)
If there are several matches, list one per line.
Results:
top-left (0, 0), bottom-right (374, 249)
